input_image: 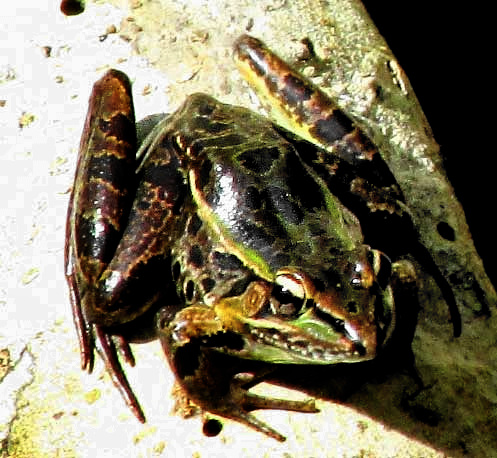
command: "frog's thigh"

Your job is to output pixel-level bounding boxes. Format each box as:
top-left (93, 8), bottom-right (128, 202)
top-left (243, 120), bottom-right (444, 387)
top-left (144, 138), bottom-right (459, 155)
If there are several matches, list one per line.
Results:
top-left (90, 135), bottom-right (188, 326)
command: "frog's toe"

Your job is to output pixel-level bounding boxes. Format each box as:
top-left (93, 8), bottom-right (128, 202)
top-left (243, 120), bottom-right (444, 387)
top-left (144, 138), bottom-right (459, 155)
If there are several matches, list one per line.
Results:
top-left (217, 376), bottom-right (318, 441)
top-left (94, 326), bottom-right (146, 423)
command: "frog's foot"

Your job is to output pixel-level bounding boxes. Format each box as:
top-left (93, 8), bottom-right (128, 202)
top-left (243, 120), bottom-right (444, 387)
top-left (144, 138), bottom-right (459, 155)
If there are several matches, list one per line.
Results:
top-left (174, 370), bottom-right (317, 442)
top-left (159, 305), bottom-right (319, 440)
top-left (222, 372), bottom-right (318, 441)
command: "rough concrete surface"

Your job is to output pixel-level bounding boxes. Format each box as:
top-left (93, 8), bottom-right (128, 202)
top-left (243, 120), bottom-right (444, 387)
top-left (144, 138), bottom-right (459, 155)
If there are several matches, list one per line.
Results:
top-left (1, 1), bottom-right (495, 457)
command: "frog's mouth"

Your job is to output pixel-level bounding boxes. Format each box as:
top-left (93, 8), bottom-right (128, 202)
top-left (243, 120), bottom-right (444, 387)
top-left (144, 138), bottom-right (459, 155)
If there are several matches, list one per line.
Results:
top-left (212, 278), bottom-right (394, 365)
top-left (234, 310), bottom-right (378, 365)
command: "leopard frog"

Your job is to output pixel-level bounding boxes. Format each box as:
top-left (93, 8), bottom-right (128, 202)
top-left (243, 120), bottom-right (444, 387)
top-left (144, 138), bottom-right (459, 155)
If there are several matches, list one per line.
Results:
top-left (65, 35), bottom-right (459, 441)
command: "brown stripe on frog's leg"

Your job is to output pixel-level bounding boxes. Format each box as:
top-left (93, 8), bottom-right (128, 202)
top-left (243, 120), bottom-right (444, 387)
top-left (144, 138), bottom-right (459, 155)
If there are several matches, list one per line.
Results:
top-left (65, 69), bottom-right (146, 422)
top-left (234, 35), bottom-right (404, 213)
top-left (234, 35), bottom-right (379, 166)
top-left (65, 69), bottom-right (137, 365)
top-left (90, 133), bottom-right (188, 327)
top-left (69, 69), bottom-right (137, 282)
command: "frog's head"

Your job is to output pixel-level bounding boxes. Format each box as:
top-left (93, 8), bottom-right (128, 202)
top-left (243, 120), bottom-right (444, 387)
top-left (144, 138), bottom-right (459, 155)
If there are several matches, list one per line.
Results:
top-left (213, 246), bottom-right (394, 365)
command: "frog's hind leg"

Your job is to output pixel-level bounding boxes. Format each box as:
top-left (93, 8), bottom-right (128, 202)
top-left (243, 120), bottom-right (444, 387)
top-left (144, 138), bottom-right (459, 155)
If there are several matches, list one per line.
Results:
top-left (65, 69), bottom-right (144, 421)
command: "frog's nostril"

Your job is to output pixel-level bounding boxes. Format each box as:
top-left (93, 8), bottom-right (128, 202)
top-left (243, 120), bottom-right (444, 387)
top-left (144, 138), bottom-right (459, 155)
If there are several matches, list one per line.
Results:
top-left (347, 301), bottom-right (358, 314)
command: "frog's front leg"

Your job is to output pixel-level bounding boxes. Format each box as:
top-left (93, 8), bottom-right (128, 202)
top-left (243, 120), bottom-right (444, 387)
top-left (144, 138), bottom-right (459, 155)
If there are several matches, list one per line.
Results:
top-left (65, 69), bottom-right (186, 421)
top-left (156, 287), bottom-right (318, 442)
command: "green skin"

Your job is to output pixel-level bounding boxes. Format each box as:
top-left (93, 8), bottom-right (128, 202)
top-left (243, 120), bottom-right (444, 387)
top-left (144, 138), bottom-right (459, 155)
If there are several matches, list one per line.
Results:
top-left (66, 46), bottom-right (405, 440)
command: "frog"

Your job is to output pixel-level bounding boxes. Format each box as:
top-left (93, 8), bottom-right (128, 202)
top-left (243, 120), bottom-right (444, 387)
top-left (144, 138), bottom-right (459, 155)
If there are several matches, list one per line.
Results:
top-left (65, 34), bottom-right (460, 441)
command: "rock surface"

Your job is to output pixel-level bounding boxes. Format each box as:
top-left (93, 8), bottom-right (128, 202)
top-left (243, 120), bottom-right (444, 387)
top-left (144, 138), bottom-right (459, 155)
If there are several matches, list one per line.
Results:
top-left (1, 1), bottom-right (495, 457)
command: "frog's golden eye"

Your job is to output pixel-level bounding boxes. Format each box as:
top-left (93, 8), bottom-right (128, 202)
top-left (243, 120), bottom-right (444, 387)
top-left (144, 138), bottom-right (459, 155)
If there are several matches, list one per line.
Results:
top-left (275, 274), bottom-right (305, 299)
top-left (268, 274), bottom-right (307, 317)
top-left (270, 285), bottom-right (303, 317)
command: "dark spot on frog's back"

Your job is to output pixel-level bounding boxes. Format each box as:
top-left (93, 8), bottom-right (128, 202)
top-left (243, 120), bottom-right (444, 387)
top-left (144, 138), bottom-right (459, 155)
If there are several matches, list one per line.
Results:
top-left (212, 251), bottom-right (244, 271)
top-left (184, 279), bottom-right (195, 302)
top-left (143, 154), bottom-right (184, 189)
top-left (201, 277), bottom-right (216, 293)
top-left (238, 220), bottom-right (276, 251)
top-left (285, 152), bottom-right (326, 211)
top-left (266, 185), bottom-right (303, 225)
top-left (187, 213), bottom-right (203, 236)
top-left (245, 185), bottom-right (262, 210)
top-left (238, 146), bottom-right (280, 174)
top-left (189, 245), bottom-right (204, 268)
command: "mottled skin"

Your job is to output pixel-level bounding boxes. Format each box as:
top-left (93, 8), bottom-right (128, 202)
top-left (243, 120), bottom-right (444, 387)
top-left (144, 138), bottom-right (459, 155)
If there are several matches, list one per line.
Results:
top-left (234, 35), bottom-right (460, 334)
top-left (65, 35), bottom-right (460, 440)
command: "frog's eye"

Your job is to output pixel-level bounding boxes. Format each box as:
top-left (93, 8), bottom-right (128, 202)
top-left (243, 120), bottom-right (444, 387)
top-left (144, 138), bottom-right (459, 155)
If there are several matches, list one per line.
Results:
top-left (269, 274), bottom-right (306, 317)
top-left (275, 274), bottom-right (306, 299)
top-left (350, 276), bottom-right (363, 289)
top-left (350, 251), bottom-right (384, 290)
top-left (349, 262), bottom-right (371, 289)
top-left (368, 249), bottom-right (392, 290)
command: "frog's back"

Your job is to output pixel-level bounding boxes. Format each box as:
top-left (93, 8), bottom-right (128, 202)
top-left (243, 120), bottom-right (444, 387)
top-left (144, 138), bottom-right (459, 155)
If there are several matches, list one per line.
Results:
top-left (175, 94), bottom-right (364, 280)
